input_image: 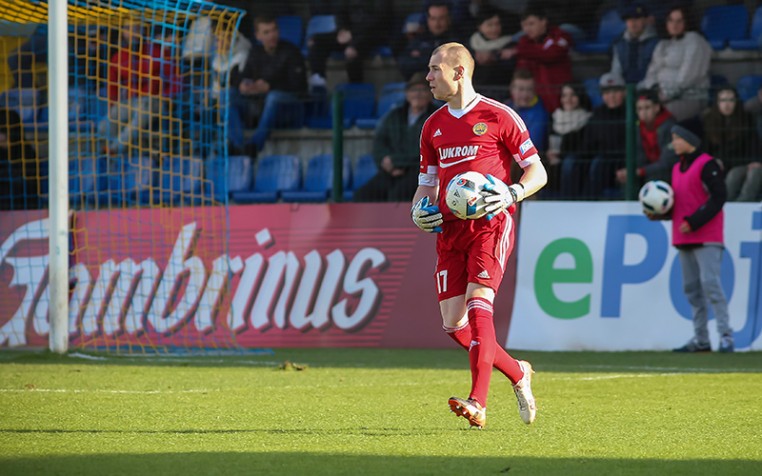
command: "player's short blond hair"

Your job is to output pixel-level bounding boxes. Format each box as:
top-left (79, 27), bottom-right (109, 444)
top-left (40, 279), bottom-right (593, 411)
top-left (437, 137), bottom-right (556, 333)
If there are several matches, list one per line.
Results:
top-left (432, 42), bottom-right (474, 79)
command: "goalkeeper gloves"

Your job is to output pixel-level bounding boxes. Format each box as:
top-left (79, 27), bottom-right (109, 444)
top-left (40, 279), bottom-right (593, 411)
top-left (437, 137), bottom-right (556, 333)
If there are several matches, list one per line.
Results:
top-left (482, 174), bottom-right (524, 220)
top-left (411, 196), bottom-right (443, 233)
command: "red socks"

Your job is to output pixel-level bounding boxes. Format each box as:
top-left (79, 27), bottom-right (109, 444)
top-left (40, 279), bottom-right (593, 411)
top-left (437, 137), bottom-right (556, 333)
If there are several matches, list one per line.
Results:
top-left (444, 297), bottom-right (524, 407)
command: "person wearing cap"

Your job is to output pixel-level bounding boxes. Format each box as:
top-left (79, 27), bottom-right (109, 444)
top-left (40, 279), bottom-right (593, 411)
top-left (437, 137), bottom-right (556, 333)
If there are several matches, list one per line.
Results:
top-left (609, 3), bottom-right (659, 84)
top-left (353, 73), bottom-right (437, 202)
top-left (645, 123), bottom-right (734, 353)
top-left (569, 72), bottom-right (626, 198)
top-left (616, 88), bottom-right (677, 186)
top-left (640, 5), bottom-right (711, 121)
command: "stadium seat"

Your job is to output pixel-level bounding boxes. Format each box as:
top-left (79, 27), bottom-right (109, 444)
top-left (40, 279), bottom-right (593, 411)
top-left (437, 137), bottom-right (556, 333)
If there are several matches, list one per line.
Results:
top-left (276, 15), bottom-right (303, 48)
top-left (343, 153), bottom-right (378, 200)
top-left (161, 156), bottom-right (203, 205)
top-left (202, 155), bottom-right (251, 203)
top-left (701, 5), bottom-right (748, 50)
top-left (737, 75), bottom-right (762, 102)
top-left (303, 15), bottom-right (336, 55)
top-left (583, 77), bottom-right (603, 108)
top-left (574, 9), bottom-right (625, 54)
top-left (69, 156), bottom-right (107, 207)
top-left (306, 82), bottom-right (376, 129)
top-left (232, 154), bottom-right (302, 203)
top-left (109, 155), bottom-right (155, 206)
top-left (729, 7), bottom-right (762, 50)
top-left (0, 88), bottom-right (39, 124)
top-left (282, 153), bottom-right (351, 202)
top-left (356, 89), bottom-right (406, 129)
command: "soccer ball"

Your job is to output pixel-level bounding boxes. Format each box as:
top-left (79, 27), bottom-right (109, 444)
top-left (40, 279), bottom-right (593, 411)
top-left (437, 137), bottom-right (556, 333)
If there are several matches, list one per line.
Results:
top-left (445, 171), bottom-right (491, 220)
top-left (639, 180), bottom-right (674, 215)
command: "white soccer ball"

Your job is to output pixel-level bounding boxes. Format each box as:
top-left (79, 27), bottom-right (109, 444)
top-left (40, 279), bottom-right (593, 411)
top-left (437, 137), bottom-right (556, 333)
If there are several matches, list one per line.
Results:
top-left (639, 180), bottom-right (674, 215)
top-left (445, 171), bottom-right (492, 220)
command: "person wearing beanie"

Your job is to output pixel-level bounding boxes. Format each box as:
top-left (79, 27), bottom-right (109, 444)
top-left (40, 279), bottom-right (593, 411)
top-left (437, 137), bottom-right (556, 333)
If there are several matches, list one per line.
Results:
top-left (646, 123), bottom-right (734, 353)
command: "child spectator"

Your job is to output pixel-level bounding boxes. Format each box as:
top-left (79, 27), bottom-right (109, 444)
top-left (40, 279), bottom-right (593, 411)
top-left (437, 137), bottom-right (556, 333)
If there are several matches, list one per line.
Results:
top-left (703, 86), bottom-right (761, 202)
top-left (468, 8), bottom-right (517, 86)
top-left (547, 83), bottom-right (592, 197)
top-left (513, 6), bottom-right (573, 113)
top-left (504, 69), bottom-right (548, 154)
top-left (640, 5), bottom-right (711, 121)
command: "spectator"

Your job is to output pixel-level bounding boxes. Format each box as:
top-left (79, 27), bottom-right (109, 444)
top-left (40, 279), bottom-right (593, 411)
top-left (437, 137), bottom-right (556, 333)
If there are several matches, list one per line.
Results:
top-left (616, 88), bottom-right (677, 186)
top-left (577, 72), bottom-right (627, 198)
top-left (505, 69), bottom-right (548, 155)
top-left (211, 28), bottom-right (252, 102)
top-left (640, 5), bottom-right (711, 122)
top-left (513, 7), bottom-right (573, 113)
top-left (610, 3), bottom-right (659, 84)
top-left (468, 7), bottom-right (517, 86)
top-left (230, 15), bottom-right (307, 153)
top-left (396, 2), bottom-right (460, 80)
top-left (353, 73), bottom-right (437, 202)
top-left (98, 19), bottom-right (180, 155)
top-left (703, 86), bottom-right (761, 202)
top-left (306, 0), bottom-right (391, 87)
top-left (547, 83), bottom-right (593, 197)
top-left (0, 108), bottom-right (40, 210)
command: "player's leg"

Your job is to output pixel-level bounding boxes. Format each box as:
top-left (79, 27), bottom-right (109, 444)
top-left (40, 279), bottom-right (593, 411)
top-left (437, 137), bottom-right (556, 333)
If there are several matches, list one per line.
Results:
top-left (675, 248), bottom-right (711, 351)
top-left (696, 244), bottom-right (733, 352)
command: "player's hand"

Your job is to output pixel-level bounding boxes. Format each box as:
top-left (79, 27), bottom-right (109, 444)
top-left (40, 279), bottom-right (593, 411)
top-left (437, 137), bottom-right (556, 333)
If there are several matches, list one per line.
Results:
top-left (411, 196), bottom-right (443, 233)
top-left (481, 174), bottom-right (515, 220)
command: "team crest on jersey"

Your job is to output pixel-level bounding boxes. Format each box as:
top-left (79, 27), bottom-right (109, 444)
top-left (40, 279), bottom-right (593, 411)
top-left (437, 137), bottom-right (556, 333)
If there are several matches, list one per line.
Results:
top-left (472, 122), bottom-right (488, 136)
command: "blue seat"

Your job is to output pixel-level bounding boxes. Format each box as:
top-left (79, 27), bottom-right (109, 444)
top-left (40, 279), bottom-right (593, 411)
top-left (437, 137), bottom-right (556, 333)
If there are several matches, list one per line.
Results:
top-left (282, 153), bottom-right (351, 202)
top-left (303, 15), bottom-right (336, 55)
top-left (160, 156), bottom-right (203, 205)
top-left (575, 9), bottom-right (624, 54)
top-left (729, 7), bottom-right (762, 50)
top-left (343, 153), bottom-right (378, 200)
top-left (69, 156), bottom-right (107, 208)
top-left (0, 88), bottom-right (39, 124)
top-left (701, 5), bottom-right (749, 50)
top-left (109, 156), bottom-right (155, 206)
top-left (356, 89), bottom-right (406, 129)
top-left (277, 15), bottom-right (303, 48)
top-left (232, 154), bottom-right (302, 203)
top-left (737, 75), bottom-right (762, 102)
top-left (204, 154), bottom-right (253, 203)
top-left (583, 77), bottom-right (603, 108)
top-left (307, 82), bottom-right (376, 129)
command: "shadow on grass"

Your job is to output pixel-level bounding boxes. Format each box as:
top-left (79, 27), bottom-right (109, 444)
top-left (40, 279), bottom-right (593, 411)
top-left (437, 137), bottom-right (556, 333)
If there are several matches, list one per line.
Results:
top-left (0, 452), bottom-right (758, 476)
top-left (1, 348), bottom-right (761, 373)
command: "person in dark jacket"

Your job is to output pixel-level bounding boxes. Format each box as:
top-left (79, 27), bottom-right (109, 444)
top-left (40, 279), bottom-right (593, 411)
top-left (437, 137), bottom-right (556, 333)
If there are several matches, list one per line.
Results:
top-left (609, 3), bottom-right (659, 84)
top-left (645, 124), bottom-right (733, 353)
top-left (306, 0), bottom-right (391, 86)
top-left (353, 73), bottom-right (437, 202)
top-left (547, 83), bottom-right (592, 197)
top-left (230, 15), bottom-right (307, 152)
top-left (616, 88), bottom-right (677, 186)
top-left (396, 2), bottom-right (460, 80)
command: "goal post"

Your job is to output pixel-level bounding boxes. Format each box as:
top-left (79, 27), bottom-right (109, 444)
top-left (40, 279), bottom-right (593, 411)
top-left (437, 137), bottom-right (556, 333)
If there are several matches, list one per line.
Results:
top-left (0, 0), bottom-right (246, 354)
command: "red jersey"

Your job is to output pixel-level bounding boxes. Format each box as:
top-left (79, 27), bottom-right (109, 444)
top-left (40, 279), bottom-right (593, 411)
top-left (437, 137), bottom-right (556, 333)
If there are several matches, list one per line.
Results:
top-left (419, 94), bottom-right (540, 221)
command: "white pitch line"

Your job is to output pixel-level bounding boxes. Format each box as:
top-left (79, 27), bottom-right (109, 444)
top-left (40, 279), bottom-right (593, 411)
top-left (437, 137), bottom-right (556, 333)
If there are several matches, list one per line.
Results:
top-left (549, 373), bottom-right (682, 381)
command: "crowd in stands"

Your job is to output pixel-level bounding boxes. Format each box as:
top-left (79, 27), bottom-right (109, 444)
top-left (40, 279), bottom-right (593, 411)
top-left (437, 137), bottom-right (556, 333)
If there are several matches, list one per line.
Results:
top-left (1, 0), bottom-right (761, 211)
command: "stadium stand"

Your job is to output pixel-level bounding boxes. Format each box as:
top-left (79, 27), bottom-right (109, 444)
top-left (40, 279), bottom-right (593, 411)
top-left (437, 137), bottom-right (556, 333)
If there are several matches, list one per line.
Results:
top-left (231, 154), bottom-right (302, 203)
top-left (701, 4), bottom-right (749, 50)
top-left (281, 153), bottom-right (351, 202)
top-left (729, 6), bottom-right (762, 50)
top-left (574, 9), bottom-right (624, 54)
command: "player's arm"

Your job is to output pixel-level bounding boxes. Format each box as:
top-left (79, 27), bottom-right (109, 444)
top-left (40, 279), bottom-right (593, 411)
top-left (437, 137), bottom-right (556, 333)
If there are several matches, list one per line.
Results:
top-left (411, 122), bottom-right (443, 233)
top-left (515, 160), bottom-right (548, 200)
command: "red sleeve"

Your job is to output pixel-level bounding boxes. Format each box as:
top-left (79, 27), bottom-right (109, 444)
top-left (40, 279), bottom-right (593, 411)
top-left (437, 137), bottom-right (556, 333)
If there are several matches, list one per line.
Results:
top-left (500, 108), bottom-right (537, 163)
top-left (516, 29), bottom-right (571, 65)
top-left (418, 116), bottom-right (437, 174)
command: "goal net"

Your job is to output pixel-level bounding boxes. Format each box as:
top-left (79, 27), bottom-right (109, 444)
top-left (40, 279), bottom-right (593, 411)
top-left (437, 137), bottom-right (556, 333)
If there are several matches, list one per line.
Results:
top-left (0, 0), bottom-right (249, 354)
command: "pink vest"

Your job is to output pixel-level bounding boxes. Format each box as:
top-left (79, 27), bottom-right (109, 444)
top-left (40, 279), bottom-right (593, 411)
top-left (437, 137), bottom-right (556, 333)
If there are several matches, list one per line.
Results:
top-left (671, 153), bottom-right (723, 246)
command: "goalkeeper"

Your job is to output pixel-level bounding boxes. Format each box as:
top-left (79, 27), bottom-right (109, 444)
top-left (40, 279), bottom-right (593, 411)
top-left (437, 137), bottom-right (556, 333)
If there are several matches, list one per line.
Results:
top-left (410, 43), bottom-right (547, 429)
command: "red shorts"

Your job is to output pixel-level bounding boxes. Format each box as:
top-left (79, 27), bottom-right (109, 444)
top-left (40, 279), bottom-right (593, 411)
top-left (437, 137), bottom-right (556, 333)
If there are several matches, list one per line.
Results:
top-left (434, 212), bottom-right (515, 301)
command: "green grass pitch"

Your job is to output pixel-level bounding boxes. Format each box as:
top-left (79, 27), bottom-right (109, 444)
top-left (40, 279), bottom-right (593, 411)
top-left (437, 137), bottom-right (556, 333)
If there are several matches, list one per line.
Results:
top-left (1, 349), bottom-right (761, 475)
